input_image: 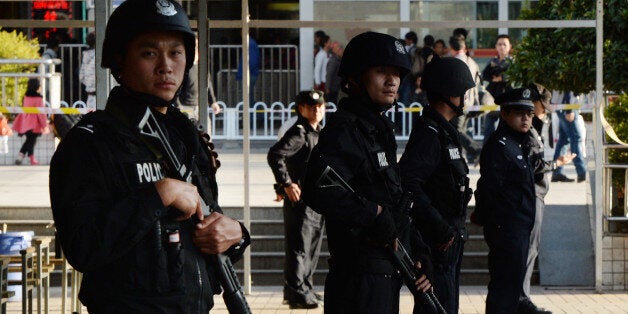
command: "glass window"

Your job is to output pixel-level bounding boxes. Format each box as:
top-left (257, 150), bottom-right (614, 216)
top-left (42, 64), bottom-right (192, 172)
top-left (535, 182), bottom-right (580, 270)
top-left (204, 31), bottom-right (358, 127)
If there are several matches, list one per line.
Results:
top-left (410, 1), bottom-right (476, 48)
top-left (314, 1), bottom-right (400, 45)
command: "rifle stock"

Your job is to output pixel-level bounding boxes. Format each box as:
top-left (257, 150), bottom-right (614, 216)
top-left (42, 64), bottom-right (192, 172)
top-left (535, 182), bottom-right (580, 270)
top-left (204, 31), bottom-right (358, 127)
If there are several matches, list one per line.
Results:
top-left (139, 108), bottom-right (252, 314)
top-left (315, 165), bottom-right (445, 314)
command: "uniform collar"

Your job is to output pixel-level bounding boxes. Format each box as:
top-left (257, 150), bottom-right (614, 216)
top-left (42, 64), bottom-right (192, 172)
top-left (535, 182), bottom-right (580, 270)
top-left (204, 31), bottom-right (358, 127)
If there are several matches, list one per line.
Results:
top-left (424, 106), bottom-right (458, 137)
top-left (295, 116), bottom-right (321, 133)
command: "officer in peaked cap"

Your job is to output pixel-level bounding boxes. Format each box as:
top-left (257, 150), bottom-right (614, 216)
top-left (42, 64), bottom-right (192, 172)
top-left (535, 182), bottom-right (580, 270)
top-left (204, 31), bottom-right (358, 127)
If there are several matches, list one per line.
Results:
top-left (50, 0), bottom-right (250, 312)
top-left (518, 83), bottom-right (573, 314)
top-left (302, 31), bottom-right (432, 313)
top-left (295, 90), bottom-right (326, 106)
top-left (268, 90), bottom-right (326, 309)
top-left (399, 57), bottom-right (475, 313)
top-left (474, 87), bottom-right (539, 313)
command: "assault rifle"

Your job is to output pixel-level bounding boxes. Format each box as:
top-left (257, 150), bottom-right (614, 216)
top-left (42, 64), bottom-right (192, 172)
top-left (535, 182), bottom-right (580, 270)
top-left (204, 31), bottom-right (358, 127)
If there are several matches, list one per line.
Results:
top-left (315, 165), bottom-right (446, 314)
top-left (138, 108), bottom-right (252, 314)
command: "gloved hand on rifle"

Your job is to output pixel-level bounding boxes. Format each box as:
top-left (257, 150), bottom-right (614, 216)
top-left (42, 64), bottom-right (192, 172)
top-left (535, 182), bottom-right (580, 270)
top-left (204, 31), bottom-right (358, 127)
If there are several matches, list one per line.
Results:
top-left (410, 229), bottom-right (434, 292)
top-left (368, 205), bottom-right (398, 248)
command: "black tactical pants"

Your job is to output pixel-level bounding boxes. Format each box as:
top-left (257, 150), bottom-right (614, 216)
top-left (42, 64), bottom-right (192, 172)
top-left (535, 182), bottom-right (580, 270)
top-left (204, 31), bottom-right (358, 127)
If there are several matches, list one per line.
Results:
top-left (415, 235), bottom-right (464, 314)
top-left (283, 200), bottom-right (325, 304)
top-left (484, 224), bottom-right (530, 314)
top-left (324, 260), bottom-right (402, 314)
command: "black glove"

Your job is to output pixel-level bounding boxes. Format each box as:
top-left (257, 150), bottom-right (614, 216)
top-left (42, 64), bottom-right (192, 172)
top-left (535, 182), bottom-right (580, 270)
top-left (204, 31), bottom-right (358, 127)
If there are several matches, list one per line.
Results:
top-left (416, 253), bottom-right (434, 283)
top-left (368, 208), bottom-right (398, 248)
top-left (390, 206), bottom-right (411, 234)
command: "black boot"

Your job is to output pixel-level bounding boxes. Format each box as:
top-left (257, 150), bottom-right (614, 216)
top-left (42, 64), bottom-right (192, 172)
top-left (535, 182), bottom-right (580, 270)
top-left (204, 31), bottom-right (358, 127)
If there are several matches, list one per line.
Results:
top-left (518, 298), bottom-right (552, 314)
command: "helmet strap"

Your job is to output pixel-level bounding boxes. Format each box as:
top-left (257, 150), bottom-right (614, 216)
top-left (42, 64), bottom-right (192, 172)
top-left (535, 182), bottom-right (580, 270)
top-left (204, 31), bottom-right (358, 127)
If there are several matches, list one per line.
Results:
top-left (442, 95), bottom-right (464, 117)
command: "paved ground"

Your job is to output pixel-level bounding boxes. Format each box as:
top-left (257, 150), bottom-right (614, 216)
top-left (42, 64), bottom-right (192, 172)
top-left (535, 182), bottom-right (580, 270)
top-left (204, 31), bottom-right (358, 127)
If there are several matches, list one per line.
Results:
top-left (3, 285), bottom-right (628, 313)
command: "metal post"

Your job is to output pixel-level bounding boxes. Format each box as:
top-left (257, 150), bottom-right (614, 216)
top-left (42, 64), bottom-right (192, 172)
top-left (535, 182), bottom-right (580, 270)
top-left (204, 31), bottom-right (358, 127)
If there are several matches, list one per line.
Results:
top-left (594, 0), bottom-right (604, 293)
top-left (94, 0), bottom-right (111, 110)
top-left (198, 0), bottom-right (209, 133)
top-left (241, 0), bottom-right (252, 295)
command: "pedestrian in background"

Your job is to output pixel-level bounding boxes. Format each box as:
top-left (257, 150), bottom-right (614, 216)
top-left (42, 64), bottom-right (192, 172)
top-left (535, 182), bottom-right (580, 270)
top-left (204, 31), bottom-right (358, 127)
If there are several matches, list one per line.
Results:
top-left (267, 90), bottom-right (326, 309)
top-left (325, 42), bottom-right (344, 104)
top-left (0, 113), bottom-right (12, 154)
top-left (13, 78), bottom-right (48, 165)
top-left (433, 39), bottom-right (448, 58)
top-left (551, 91), bottom-right (587, 183)
top-left (449, 33), bottom-right (482, 165)
top-left (302, 31), bottom-right (431, 314)
top-left (314, 34), bottom-right (330, 91)
top-left (49, 1), bottom-right (249, 311)
top-left (399, 57), bottom-right (475, 313)
top-left (474, 88), bottom-right (537, 313)
top-left (79, 31), bottom-right (96, 109)
top-left (481, 34), bottom-right (513, 143)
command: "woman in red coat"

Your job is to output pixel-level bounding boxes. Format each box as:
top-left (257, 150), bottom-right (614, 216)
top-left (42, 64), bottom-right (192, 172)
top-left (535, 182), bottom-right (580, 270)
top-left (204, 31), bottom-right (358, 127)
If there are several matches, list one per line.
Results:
top-left (12, 78), bottom-right (48, 165)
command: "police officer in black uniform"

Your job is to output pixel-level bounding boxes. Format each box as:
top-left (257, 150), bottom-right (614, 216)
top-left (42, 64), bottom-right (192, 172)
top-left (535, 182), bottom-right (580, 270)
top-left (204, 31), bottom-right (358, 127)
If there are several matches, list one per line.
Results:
top-left (399, 57), bottom-right (475, 314)
top-left (302, 31), bottom-right (431, 314)
top-left (49, 1), bottom-right (249, 312)
top-left (519, 84), bottom-right (573, 314)
top-left (473, 87), bottom-right (538, 313)
top-left (267, 90), bottom-right (326, 309)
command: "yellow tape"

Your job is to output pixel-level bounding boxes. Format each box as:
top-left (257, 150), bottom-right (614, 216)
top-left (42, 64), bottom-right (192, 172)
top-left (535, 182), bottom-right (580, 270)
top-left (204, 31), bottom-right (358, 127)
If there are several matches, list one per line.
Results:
top-left (0, 106), bottom-right (93, 115)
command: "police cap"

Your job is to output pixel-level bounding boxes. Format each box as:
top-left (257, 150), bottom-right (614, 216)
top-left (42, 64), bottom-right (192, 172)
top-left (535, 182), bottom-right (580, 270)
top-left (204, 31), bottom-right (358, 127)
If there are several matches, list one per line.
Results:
top-left (102, 0), bottom-right (196, 78)
top-left (420, 57), bottom-right (475, 97)
top-left (338, 32), bottom-right (411, 79)
top-left (494, 87), bottom-right (536, 110)
top-left (295, 90), bottom-right (325, 106)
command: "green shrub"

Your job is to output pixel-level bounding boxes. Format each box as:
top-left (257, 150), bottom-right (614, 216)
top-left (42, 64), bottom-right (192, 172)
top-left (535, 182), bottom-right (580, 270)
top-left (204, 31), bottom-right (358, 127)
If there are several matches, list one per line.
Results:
top-left (0, 28), bottom-right (41, 106)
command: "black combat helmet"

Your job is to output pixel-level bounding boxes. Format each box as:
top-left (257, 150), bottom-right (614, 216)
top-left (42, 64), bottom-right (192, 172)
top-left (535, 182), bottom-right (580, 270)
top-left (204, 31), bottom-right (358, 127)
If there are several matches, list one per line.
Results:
top-left (102, 0), bottom-right (196, 79)
top-left (338, 32), bottom-right (411, 80)
top-left (420, 57), bottom-right (475, 97)
top-left (494, 87), bottom-right (535, 110)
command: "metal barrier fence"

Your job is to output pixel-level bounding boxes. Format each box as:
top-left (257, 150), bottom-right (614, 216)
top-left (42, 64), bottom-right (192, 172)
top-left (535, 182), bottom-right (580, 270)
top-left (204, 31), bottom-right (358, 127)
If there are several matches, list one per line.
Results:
top-left (209, 101), bottom-right (426, 140)
top-left (210, 45), bottom-right (299, 108)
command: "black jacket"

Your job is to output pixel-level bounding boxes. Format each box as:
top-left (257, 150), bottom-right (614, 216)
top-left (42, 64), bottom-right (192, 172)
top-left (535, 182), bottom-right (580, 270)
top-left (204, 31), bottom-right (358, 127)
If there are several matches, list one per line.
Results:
top-left (474, 122), bottom-right (535, 230)
top-left (50, 86), bottom-right (249, 313)
top-left (267, 116), bottom-right (320, 189)
top-left (302, 97), bottom-right (405, 274)
top-left (399, 106), bottom-right (471, 247)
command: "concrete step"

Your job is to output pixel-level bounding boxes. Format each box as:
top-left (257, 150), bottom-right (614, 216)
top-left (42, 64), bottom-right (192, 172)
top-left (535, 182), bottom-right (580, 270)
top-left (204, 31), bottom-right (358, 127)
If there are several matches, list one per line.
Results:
top-left (251, 235), bottom-right (329, 252)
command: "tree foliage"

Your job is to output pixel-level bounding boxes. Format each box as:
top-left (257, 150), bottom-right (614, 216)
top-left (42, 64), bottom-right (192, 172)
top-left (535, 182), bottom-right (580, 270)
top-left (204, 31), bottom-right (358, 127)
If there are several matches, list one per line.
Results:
top-left (507, 0), bottom-right (627, 94)
top-left (0, 28), bottom-right (41, 106)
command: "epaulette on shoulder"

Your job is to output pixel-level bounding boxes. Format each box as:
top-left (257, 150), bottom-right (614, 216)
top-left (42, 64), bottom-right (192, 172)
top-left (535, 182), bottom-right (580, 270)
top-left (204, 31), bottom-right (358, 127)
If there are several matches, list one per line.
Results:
top-left (420, 117), bottom-right (439, 134)
top-left (74, 111), bottom-right (109, 135)
top-left (497, 136), bottom-right (508, 146)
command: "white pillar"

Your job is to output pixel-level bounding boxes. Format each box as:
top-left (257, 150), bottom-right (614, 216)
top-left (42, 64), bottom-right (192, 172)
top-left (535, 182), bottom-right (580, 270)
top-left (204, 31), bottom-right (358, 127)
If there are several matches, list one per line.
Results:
top-left (400, 0), bottom-right (410, 39)
top-left (498, 0), bottom-right (508, 35)
top-left (300, 0), bottom-right (314, 90)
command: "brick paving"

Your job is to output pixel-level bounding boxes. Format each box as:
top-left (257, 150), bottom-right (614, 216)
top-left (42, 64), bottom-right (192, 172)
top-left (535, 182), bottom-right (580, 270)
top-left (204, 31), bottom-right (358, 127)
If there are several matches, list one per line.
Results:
top-left (4, 286), bottom-right (627, 313)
